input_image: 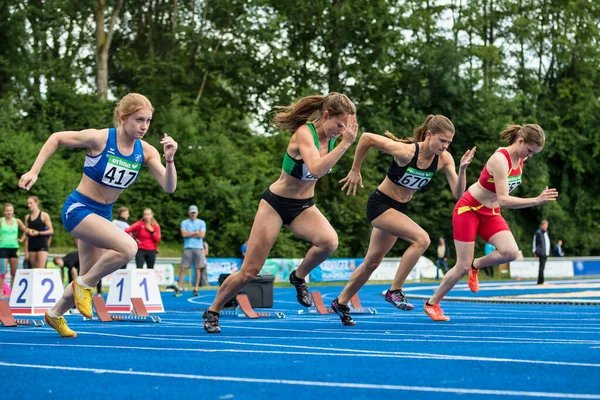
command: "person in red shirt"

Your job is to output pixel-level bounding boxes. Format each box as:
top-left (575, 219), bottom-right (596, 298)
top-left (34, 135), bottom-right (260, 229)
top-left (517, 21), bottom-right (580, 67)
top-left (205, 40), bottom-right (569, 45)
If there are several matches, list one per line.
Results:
top-left (125, 208), bottom-right (161, 269)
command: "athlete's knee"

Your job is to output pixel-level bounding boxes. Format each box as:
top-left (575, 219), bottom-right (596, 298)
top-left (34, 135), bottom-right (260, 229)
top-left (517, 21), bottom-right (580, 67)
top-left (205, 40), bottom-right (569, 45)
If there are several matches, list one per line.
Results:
top-left (363, 257), bottom-right (382, 272)
top-left (499, 247), bottom-right (520, 262)
top-left (119, 237), bottom-right (138, 260)
top-left (413, 232), bottom-right (431, 252)
top-left (455, 260), bottom-right (472, 274)
top-left (316, 233), bottom-right (338, 254)
top-left (238, 266), bottom-right (260, 282)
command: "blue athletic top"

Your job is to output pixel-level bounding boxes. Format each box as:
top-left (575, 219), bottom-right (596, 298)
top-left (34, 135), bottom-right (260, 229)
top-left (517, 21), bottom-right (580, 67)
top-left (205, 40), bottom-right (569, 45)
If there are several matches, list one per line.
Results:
top-left (83, 128), bottom-right (145, 189)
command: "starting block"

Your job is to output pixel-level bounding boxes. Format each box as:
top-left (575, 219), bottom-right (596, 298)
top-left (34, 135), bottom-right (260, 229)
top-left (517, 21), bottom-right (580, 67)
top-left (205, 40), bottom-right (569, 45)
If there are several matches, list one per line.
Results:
top-left (348, 294), bottom-right (377, 314)
top-left (0, 300), bottom-right (44, 327)
top-left (298, 292), bottom-right (377, 315)
top-left (219, 294), bottom-right (285, 319)
top-left (84, 296), bottom-right (161, 323)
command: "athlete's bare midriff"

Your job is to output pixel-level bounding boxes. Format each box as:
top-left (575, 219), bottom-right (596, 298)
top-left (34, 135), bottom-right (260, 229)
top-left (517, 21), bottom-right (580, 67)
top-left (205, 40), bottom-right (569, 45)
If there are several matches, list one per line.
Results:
top-left (269, 172), bottom-right (318, 199)
top-left (75, 175), bottom-right (125, 204)
top-left (466, 182), bottom-right (500, 208)
top-left (377, 177), bottom-right (418, 203)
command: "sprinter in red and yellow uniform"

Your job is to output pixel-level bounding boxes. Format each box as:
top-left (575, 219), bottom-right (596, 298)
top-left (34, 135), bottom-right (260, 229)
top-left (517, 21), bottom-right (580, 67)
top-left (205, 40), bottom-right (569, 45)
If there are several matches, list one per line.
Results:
top-left (424, 124), bottom-right (558, 321)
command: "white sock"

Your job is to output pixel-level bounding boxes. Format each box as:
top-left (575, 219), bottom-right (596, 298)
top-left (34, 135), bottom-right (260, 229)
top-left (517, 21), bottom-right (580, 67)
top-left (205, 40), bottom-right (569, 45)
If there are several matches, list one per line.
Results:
top-left (77, 277), bottom-right (93, 289)
top-left (47, 310), bottom-right (59, 318)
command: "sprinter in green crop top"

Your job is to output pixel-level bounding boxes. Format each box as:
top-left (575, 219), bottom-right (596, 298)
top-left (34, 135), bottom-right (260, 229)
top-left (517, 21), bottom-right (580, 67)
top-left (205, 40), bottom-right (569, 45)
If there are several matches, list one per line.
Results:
top-left (281, 123), bottom-right (336, 181)
top-left (203, 92), bottom-right (358, 333)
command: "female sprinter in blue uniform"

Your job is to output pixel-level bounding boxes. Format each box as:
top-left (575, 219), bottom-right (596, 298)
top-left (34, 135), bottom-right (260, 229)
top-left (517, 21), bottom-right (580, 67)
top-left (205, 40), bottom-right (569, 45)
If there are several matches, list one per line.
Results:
top-left (331, 115), bottom-right (476, 326)
top-left (19, 93), bottom-right (178, 337)
top-left (203, 92), bottom-right (357, 333)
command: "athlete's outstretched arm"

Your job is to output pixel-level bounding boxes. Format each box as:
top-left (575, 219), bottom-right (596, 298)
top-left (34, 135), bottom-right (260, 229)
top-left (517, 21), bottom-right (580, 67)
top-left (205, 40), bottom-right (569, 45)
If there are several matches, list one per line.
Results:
top-left (442, 146), bottom-right (476, 199)
top-left (19, 129), bottom-right (106, 190)
top-left (489, 153), bottom-right (558, 208)
top-left (146, 133), bottom-right (178, 193)
top-left (339, 132), bottom-right (409, 195)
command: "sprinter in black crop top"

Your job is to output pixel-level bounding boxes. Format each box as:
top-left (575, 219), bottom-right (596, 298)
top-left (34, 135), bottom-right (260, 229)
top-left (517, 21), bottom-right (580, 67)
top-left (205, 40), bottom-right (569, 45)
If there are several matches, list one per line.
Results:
top-left (330, 115), bottom-right (476, 327)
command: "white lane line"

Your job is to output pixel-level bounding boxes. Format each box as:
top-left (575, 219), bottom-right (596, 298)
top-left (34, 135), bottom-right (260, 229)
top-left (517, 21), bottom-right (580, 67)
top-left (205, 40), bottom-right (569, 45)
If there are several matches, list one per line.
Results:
top-left (1, 335), bottom-right (599, 368)
top-left (0, 361), bottom-right (598, 399)
top-left (153, 318), bottom-right (600, 330)
top-left (136, 333), bottom-right (600, 346)
top-left (49, 323), bottom-right (600, 337)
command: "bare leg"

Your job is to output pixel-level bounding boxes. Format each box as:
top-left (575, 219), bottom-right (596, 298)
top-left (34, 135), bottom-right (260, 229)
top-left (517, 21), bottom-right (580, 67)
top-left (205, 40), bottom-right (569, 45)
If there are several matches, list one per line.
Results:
top-left (49, 240), bottom-right (105, 316)
top-left (70, 216), bottom-right (138, 286)
top-left (473, 231), bottom-right (520, 269)
top-left (49, 215), bottom-right (137, 317)
top-left (208, 201), bottom-right (282, 313)
top-left (338, 227), bottom-right (397, 305)
top-left (428, 240), bottom-right (475, 305)
top-left (0, 261), bottom-right (5, 295)
top-left (9, 258), bottom-right (18, 289)
top-left (177, 266), bottom-right (186, 291)
top-left (194, 267), bottom-right (201, 291)
top-left (367, 214), bottom-right (430, 291)
top-left (30, 251), bottom-right (48, 269)
top-left (290, 207), bottom-right (339, 279)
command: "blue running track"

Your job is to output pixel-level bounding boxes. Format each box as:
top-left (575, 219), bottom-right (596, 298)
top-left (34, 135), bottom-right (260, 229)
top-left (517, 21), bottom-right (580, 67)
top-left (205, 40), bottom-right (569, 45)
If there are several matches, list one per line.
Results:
top-left (1, 280), bottom-right (599, 399)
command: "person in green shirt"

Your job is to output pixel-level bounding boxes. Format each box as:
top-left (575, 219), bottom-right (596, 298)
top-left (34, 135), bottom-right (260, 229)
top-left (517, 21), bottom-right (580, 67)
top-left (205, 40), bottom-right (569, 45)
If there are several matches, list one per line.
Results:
top-left (0, 203), bottom-right (27, 290)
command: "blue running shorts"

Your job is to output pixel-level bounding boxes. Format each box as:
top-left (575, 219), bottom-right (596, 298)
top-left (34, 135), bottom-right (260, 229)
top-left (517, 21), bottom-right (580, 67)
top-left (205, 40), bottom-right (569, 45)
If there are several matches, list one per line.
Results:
top-left (62, 190), bottom-right (113, 233)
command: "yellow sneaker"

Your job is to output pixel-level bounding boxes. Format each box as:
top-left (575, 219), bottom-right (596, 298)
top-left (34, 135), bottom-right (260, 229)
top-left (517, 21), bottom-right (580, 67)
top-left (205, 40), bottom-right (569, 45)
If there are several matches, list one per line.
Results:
top-left (72, 279), bottom-right (94, 318)
top-left (44, 312), bottom-right (77, 338)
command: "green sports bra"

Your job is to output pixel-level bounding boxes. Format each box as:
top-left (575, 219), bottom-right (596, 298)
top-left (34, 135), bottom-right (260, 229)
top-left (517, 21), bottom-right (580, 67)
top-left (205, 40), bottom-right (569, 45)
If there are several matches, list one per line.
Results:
top-left (282, 124), bottom-right (335, 181)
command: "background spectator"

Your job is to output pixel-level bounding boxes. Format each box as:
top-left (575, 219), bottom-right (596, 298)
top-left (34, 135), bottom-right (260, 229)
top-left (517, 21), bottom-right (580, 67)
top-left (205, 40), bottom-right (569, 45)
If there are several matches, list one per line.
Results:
top-left (533, 220), bottom-right (551, 285)
top-left (483, 242), bottom-right (496, 277)
top-left (177, 205), bottom-right (206, 297)
top-left (241, 238), bottom-right (248, 262)
top-left (112, 206), bottom-right (130, 230)
top-left (435, 237), bottom-right (449, 280)
top-left (0, 203), bottom-right (27, 290)
top-left (125, 208), bottom-right (161, 269)
top-left (24, 196), bottom-right (53, 269)
top-left (53, 251), bottom-right (80, 285)
top-left (554, 240), bottom-right (565, 257)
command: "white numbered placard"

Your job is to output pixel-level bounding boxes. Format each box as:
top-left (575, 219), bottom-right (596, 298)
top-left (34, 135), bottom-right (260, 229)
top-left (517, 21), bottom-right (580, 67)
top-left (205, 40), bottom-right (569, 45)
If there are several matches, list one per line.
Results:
top-left (106, 269), bottom-right (164, 313)
top-left (101, 263), bottom-right (174, 287)
top-left (9, 269), bottom-right (65, 315)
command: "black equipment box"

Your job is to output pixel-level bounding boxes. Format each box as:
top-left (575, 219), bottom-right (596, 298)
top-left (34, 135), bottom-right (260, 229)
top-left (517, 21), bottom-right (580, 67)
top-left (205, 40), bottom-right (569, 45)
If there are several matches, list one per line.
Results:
top-left (219, 273), bottom-right (275, 308)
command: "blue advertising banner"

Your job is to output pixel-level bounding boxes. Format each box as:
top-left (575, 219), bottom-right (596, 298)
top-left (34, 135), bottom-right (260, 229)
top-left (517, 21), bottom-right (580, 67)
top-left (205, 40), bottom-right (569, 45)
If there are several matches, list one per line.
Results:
top-left (573, 260), bottom-right (600, 276)
top-left (309, 258), bottom-right (364, 282)
top-left (206, 258), bottom-right (242, 285)
top-left (205, 257), bottom-right (366, 285)
top-left (258, 258), bottom-right (302, 283)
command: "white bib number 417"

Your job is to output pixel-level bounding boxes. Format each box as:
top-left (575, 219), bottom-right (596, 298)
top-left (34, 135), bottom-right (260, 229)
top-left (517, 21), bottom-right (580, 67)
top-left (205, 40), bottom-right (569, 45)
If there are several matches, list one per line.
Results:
top-left (102, 156), bottom-right (141, 188)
